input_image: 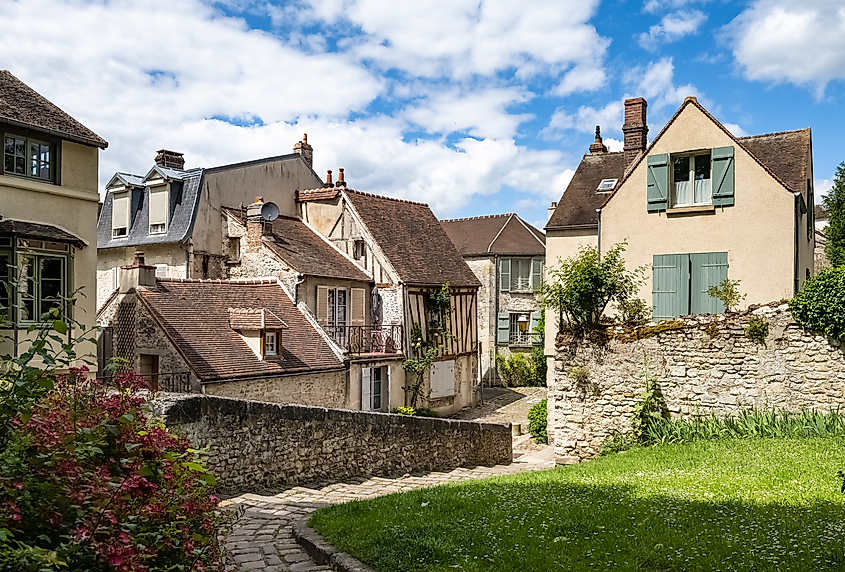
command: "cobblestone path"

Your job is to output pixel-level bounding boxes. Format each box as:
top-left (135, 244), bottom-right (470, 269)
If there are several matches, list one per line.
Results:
top-left (221, 450), bottom-right (554, 571)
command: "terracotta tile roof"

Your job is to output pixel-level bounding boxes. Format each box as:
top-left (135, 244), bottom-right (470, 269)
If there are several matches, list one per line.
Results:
top-left (0, 70), bottom-right (107, 148)
top-left (136, 279), bottom-right (342, 382)
top-left (296, 188), bottom-right (340, 202)
top-left (344, 190), bottom-right (480, 287)
top-left (546, 152), bottom-right (626, 230)
top-left (261, 215), bottom-right (370, 282)
top-left (228, 308), bottom-right (289, 330)
top-left (441, 213), bottom-right (545, 256)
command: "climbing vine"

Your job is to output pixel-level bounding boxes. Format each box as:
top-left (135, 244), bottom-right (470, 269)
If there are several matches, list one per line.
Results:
top-left (402, 283), bottom-right (453, 407)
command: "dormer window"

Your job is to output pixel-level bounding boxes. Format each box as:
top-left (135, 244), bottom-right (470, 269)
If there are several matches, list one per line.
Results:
top-left (597, 179), bottom-right (618, 192)
top-left (264, 331), bottom-right (280, 357)
top-left (228, 307), bottom-right (288, 361)
top-left (111, 191), bottom-right (130, 238)
top-left (148, 185), bottom-right (169, 234)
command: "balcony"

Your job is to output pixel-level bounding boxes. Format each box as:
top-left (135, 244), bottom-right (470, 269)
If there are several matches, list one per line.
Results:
top-left (325, 325), bottom-right (403, 356)
top-left (509, 329), bottom-right (540, 347)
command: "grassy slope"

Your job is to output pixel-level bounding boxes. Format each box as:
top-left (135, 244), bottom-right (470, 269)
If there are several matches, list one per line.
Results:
top-left (310, 438), bottom-right (845, 572)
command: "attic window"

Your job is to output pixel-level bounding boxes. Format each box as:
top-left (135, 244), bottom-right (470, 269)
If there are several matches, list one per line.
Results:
top-left (597, 179), bottom-right (618, 192)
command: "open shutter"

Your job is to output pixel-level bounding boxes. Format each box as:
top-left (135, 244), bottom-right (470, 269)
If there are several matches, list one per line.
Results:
top-left (711, 146), bottom-right (735, 207)
top-left (316, 285), bottom-right (328, 325)
top-left (646, 154), bottom-right (669, 212)
top-left (497, 312), bottom-right (510, 345)
top-left (350, 287), bottom-right (365, 326)
top-left (361, 367), bottom-right (371, 411)
top-left (531, 258), bottom-right (543, 290)
top-left (149, 186), bottom-right (169, 228)
top-left (499, 258), bottom-right (511, 292)
top-left (652, 254), bottom-right (689, 319)
top-left (690, 252), bottom-right (728, 314)
top-left (529, 311), bottom-right (540, 344)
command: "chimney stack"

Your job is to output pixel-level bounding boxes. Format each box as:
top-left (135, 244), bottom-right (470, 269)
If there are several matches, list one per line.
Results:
top-left (336, 168), bottom-right (346, 187)
top-left (589, 125), bottom-right (608, 154)
top-left (547, 201), bottom-right (557, 222)
top-left (119, 250), bottom-right (156, 292)
top-left (155, 149), bottom-right (185, 170)
top-left (245, 197), bottom-right (270, 250)
top-left (293, 133), bottom-right (313, 170)
top-left (323, 170), bottom-right (333, 188)
top-left (622, 98), bottom-right (648, 167)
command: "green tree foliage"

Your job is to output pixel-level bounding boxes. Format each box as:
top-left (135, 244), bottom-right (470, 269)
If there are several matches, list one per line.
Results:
top-left (527, 399), bottom-right (548, 444)
top-left (707, 278), bottom-right (747, 313)
top-left (823, 161), bottom-right (845, 267)
top-left (789, 266), bottom-right (845, 342)
top-left (537, 242), bottom-right (646, 334)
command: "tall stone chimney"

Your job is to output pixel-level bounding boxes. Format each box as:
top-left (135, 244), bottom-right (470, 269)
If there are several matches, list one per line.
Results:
top-left (119, 250), bottom-right (156, 293)
top-left (293, 133), bottom-right (313, 170)
top-left (622, 98), bottom-right (648, 167)
top-left (245, 197), bottom-right (271, 250)
top-left (154, 149), bottom-right (185, 170)
top-left (589, 126), bottom-right (608, 154)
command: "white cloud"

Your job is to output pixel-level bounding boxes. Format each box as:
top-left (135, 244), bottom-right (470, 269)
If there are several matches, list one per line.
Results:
top-left (626, 58), bottom-right (705, 111)
top-left (541, 101), bottom-right (625, 139)
top-left (553, 66), bottom-right (607, 96)
top-left (723, 0), bottom-right (845, 95)
top-left (816, 178), bottom-right (833, 199)
top-left (643, 0), bottom-right (710, 14)
top-left (722, 123), bottom-right (747, 137)
top-left (604, 138), bottom-right (624, 152)
top-left (639, 10), bottom-right (707, 50)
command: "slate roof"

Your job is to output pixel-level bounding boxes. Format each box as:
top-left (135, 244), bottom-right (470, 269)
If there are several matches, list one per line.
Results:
top-left (440, 213), bottom-right (545, 257)
top-left (342, 190), bottom-right (480, 287)
top-left (546, 152), bottom-right (626, 230)
top-left (136, 279), bottom-right (342, 382)
top-left (737, 129), bottom-right (812, 196)
top-left (97, 168), bottom-right (203, 249)
top-left (0, 70), bottom-right (107, 149)
top-left (0, 219), bottom-right (87, 247)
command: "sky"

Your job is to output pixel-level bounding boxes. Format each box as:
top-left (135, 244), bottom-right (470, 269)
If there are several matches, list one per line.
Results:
top-left (1, 0), bottom-right (844, 229)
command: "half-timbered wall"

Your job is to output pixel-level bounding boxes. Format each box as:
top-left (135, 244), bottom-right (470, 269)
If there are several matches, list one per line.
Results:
top-left (407, 286), bottom-right (478, 357)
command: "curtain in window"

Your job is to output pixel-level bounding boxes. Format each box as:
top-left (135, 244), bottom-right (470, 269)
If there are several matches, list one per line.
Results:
top-left (675, 180), bottom-right (692, 205)
top-left (694, 179), bottom-right (712, 204)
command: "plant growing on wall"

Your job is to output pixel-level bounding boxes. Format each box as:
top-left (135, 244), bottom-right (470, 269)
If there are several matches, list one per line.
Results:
top-left (745, 316), bottom-right (769, 346)
top-left (707, 278), bottom-right (747, 313)
top-left (823, 161), bottom-right (845, 267)
top-left (424, 282), bottom-right (451, 335)
top-left (631, 353), bottom-right (669, 443)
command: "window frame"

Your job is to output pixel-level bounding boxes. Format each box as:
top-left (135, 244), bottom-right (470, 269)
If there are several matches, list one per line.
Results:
top-left (6, 238), bottom-right (73, 325)
top-left (2, 130), bottom-right (57, 185)
top-left (670, 150), bottom-right (713, 208)
top-left (264, 331), bottom-right (279, 357)
top-left (508, 312), bottom-right (533, 347)
top-left (148, 184), bottom-right (169, 235)
top-left (111, 190), bottom-right (130, 238)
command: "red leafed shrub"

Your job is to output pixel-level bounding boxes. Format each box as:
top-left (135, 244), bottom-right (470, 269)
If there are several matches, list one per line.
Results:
top-left (0, 366), bottom-right (233, 571)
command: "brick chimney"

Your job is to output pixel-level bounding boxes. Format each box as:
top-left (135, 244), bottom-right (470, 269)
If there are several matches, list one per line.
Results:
top-left (119, 250), bottom-right (156, 293)
top-left (154, 149), bottom-right (185, 170)
top-left (293, 133), bottom-right (313, 170)
top-left (245, 197), bottom-right (270, 250)
top-left (589, 125), bottom-right (608, 154)
top-left (547, 201), bottom-right (557, 222)
top-left (622, 98), bottom-right (648, 167)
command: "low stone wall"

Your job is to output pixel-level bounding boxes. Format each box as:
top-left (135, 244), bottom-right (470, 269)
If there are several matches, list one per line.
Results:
top-left (550, 305), bottom-right (845, 464)
top-left (156, 395), bottom-right (512, 490)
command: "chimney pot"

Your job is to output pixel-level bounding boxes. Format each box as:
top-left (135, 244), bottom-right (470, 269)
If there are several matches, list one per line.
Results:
top-left (589, 124), bottom-right (608, 154)
top-left (293, 134), bottom-right (314, 169)
top-left (337, 168), bottom-right (347, 187)
top-left (685, 96), bottom-right (698, 103)
top-left (134, 250), bottom-right (145, 266)
top-left (323, 169), bottom-right (334, 188)
top-left (155, 149), bottom-right (185, 170)
top-left (303, 133), bottom-right (308, 143)
top-left (622, 98), bottom-right (649, 167)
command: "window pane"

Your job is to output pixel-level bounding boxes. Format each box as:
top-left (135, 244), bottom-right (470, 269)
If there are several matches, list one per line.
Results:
top-left (4, 137), bottom-right (13, 155)
top-left (336, 290), bottom-right (347, 325)
top-left (20, 256), bottom-right (34, 320)
top-left (328, 289), bottom-right (335, 325)
top-left (4, 154), bottom-right (13, 174)
top-left (14, 156), bottom-right (24, 174)
top-left (39, 257), bottom-right (63, 317)
top-left (673, 156), bottom-right (690, 182)
top-left (694, 154), bottom-right (710, 180)
top-left (30, 142), bottom-right (38, 177)
top-left (14, 139), bottom-right (24, 157)
top-left (511, 259), bottom-right (531, 290)
top-left (0, 253), bottom-right (9, 315)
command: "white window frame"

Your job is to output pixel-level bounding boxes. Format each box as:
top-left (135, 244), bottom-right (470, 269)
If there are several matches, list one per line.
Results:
top-left (596, 178), bottom-right (618, 192)
top-left (154, 264), bottom-right (168, 278)
top-left (671, 151), bottom-right (712, 208)
top-left (362, 366), bottom-right (388, 411)
top-left (264, 331), bottom-right (279, 357)
top-left (17, 243), bottom-right (69, 323)
top-left (508, 313), bottom-right (533, 346)
top-left (510, 258), bottom-right (532, 292)
top-left (111, 191), bottom-right (130, 238)
top-left (148, 185), bottom-right (169, 235)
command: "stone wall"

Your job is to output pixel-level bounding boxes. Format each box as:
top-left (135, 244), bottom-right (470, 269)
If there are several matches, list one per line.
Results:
top-left (550, 305), bottom-right (845, 464)
top-left (203, 369), bottom-right (348, 409)
top-left (157, 395), bottom-right (512, 490)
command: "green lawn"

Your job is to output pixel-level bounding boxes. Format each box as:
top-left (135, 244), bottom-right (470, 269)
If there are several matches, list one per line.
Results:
top-left (309, 438), bottom-right (845, 572)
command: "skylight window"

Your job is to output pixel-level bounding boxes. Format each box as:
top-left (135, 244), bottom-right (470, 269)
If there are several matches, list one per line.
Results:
top-left (597, 179), bottom-right (618, 192)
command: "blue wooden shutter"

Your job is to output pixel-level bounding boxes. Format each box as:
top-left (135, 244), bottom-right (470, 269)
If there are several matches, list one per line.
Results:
top-left (652, 254), bottom-right (689, 319)
top-left (499, 258), bottom-right (511, 292)
top-left (647, 154), bottom-right (669, 212)
top-left (711, 146), bottom-right (735, 207)
top-left (531, 258), bottom-right (543, 290)
top-left (690, 252), bottom-right (728, 314)
top-left (497, 312), bottom-right (510, 344)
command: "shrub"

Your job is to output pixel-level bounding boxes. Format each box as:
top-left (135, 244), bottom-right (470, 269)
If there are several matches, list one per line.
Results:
top-left (394, 406), bottom-right (416, 416)
top-left (598, 432), bottom-right (639, 456)
top-left (789, 266), bottom-right (845, 341)
top-left (630, 353), bottom-right (668, 442)
top-left (495, 352), bottom-right (544, 387)
top-left (618, 297), bottom-right (652, 326)
top-left (707, 278), bottom-right (747, 313)
top-left (745, 316), bottom-right (769, 346)
top-left (527, 399), bottom-right (548, 444)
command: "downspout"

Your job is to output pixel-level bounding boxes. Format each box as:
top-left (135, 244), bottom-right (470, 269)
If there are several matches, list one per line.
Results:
top-left (185, 238), bottom-right (195, 279)
top-left (596, 208), bottom-right (602, 256)
top-left (793, 192), bottom-right (801, 295)
top-left (293, 273), bottom-right (306, 304)
top-left (402, 283), bottom-right (411, 406)
top-left (493, 254), bottom-right (499, 388)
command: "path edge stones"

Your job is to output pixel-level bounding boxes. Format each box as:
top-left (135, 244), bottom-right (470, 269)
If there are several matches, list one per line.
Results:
top-left (293, 519), bottom-right (376, 572)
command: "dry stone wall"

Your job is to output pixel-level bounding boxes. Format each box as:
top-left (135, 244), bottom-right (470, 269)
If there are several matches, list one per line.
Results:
top-left (157, 395), bottom-right (511, 490)
top-left (550, 305), bottom-right (845, 464)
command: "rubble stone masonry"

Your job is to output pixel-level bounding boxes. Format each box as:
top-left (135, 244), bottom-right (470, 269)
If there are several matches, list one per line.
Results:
top-left (550, 305), bottom-right (845, 464)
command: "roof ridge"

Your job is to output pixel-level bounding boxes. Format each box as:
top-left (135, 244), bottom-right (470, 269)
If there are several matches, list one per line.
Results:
top-left (441, 213), bottom-right (514, 222)
top-left (737, 127), bottom-right (811, 140)
top-left (156, 277), bottom-right (279, 284)
top-left (203, 153), bottom-right (300, 174)
top-left (344, 188), bottom-right (428, 207)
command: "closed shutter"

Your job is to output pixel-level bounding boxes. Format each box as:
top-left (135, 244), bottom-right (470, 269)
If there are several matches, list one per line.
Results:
top-left (386, 366), bottom-right (391, 410)
top-left (149, 186), bottom-right (169, 227)
top-left (711, 146), bottom-right (735, 207)
top-left (499, 258), bottom-right (511, 292)
top-left (316, 285), bottom-right (328, 325)
top-left (652, 254), bottom-right (689, 319)
top-left (111, 267), bottom-right (119, 290)
top-left (350, 287), bottom-right (365, 326)
top-left (497, 312), bottom-right (510, 344)
top-left (646, 154), bottom-right (669, 212)
top-left (529, 311), bottom-right (540, 343)
top-left (531, 258), bottom-right (543, 290)
top-left (112, 192), bottom-right (129, 231)
top-left (690, 252), bottom-right (728, 314)
top-left (361, 367), bottom-right (371, 411)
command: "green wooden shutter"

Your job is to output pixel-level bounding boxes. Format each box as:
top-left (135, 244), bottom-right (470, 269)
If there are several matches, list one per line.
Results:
top-left (690, 252), bottom-right (728, 314)
top-left (499, 258), bottom-right (511, 292)
top-left (529, 311), bottom-right (540, 344)
top-left (647, 154), bottom-right (669, 212)
top-left (711, 146), bottom-right (735, 207)
top-left (497, 312), bottom-right (510, 344)
top-left (531, 258), bottom-right (543, 290)
top-left (652, 254), bottom-right (689, 319)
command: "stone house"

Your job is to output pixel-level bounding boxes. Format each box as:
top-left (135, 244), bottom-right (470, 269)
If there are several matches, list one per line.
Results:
top-left (440, 213), bottom-right (545, 385)
top-left (0, 70), bottom-right (108, 361)
top-left (298, 182), bottom-right (483, 414)
top-left (96, 136), bottom-right (322, 309)
top-left (544, 96), bottom-right (815, 382)
top-left (97, 252), bottom-right (352, 407)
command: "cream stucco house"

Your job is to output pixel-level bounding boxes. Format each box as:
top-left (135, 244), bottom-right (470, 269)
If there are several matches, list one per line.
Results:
top-left (0, 70), bottom-right (107, 361)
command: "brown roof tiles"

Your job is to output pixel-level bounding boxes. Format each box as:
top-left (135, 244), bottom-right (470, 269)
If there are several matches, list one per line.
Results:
top-left (546, 152), bottom-right (626, 230)
top-left (441, 213), bottom-right (545, 256)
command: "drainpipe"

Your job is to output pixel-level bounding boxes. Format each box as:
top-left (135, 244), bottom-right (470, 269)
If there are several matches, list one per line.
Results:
top-left (184, 238), bottom-right (195, 279)
top-left (293, 273), bottom-right (306, 303)
top-left (493, 254), bottom-right (499, 388)
top-left (793, 192), bottom-right (801, 295)
top-left (596, 208), bottom-right (602, 256)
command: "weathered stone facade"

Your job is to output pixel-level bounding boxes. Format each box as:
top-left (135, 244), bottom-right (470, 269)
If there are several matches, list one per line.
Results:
top-left (157, 395), bottom-right (512, 490)
top-left (550, 305), bottom-right (845, 464)
top-left (203, 369), bottom-right (347, 409)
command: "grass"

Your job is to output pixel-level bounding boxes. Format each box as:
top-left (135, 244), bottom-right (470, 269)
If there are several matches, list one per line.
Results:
top-left (310, 438), bottom-right (845, 571)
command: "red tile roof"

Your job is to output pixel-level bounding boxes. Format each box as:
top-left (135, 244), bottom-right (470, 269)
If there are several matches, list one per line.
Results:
top-left (441, 213), bottom-right (545, 257)
top-left (296, 188), bottom-right (340, 202)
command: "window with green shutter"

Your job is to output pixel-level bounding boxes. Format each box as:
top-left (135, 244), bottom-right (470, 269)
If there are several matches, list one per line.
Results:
top-left (647, 146), bottom-right (736, 211)
top-left (647, 153), bottom-right (669, 212)
top-left (711, 146), bottom-right (735, 207)
top-left (497, 312), bottom-right (510, 344)
top-left (499, 258), bottom-right (510, 292)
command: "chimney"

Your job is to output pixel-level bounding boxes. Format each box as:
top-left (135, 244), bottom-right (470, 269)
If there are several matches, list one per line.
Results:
top-left (622, 98), bottom-right (648, 167)
top-left (293, 133), bottom-right (313, 170)
top-left (547, 201), bottom-right (557, 223)
top-left (154, 149), bottom-right (185, 170)
top-left (119, 250), bottom-right (156, 293)
top-left (589, 125), bottom-right (608, 154)
top-left (323, 170), bottom-right (334, 188)
top-left (336, 168), bottom-right (347, 187)
top-left (245, 197), bottom-right (270, 250)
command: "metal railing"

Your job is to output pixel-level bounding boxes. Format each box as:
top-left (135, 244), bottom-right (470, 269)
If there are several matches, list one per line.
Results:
top-left (325, 325), bottom-right (403, 355)
top-left (509, 330), bottom-right (540, 347)
top-left (99, 371), bottom-right (192, 393)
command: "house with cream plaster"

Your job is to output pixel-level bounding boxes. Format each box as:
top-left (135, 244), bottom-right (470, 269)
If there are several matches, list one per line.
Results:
top-left (440, 213), bottom-right (545, 385)
top-left (0, 70), bottom-right (107, 361)
top-left (545, 96), bottom-right (815, 382)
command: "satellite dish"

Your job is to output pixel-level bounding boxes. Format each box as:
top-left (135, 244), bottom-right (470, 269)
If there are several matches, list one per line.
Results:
top-left (260, 202), bottom-right (280, 222)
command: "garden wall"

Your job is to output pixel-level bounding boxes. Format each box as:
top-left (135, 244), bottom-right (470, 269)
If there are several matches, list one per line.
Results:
top-left (550, 304), bottom-right (845, 464)
top-left (156, 395), bottom-right (512, 490)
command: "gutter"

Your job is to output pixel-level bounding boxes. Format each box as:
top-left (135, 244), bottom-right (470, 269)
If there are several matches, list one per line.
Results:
top-left (544, 223), bottom-right (599, 231)
top-left (793, 192), bottom-right (802, 295)
top-left (199, 366), bottom-right (347, 385)
top-left (293, 273), bottom-right (306, 303)
top-left (0, 115), bottom-right (108, 149)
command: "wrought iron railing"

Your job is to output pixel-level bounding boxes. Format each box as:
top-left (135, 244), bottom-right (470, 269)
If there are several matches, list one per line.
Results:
top-left (99, 371), bottom-right (192, 393)
top-left (325, 325), bottom-right (403, 355)
top-left (509, 330), bottom-right (540, 347)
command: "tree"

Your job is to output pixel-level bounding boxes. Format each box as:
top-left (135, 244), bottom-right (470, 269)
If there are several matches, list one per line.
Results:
top-left (537, 241), bottom-right (646, 334)
top-left (823, 161), bottom-right (845, 267)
